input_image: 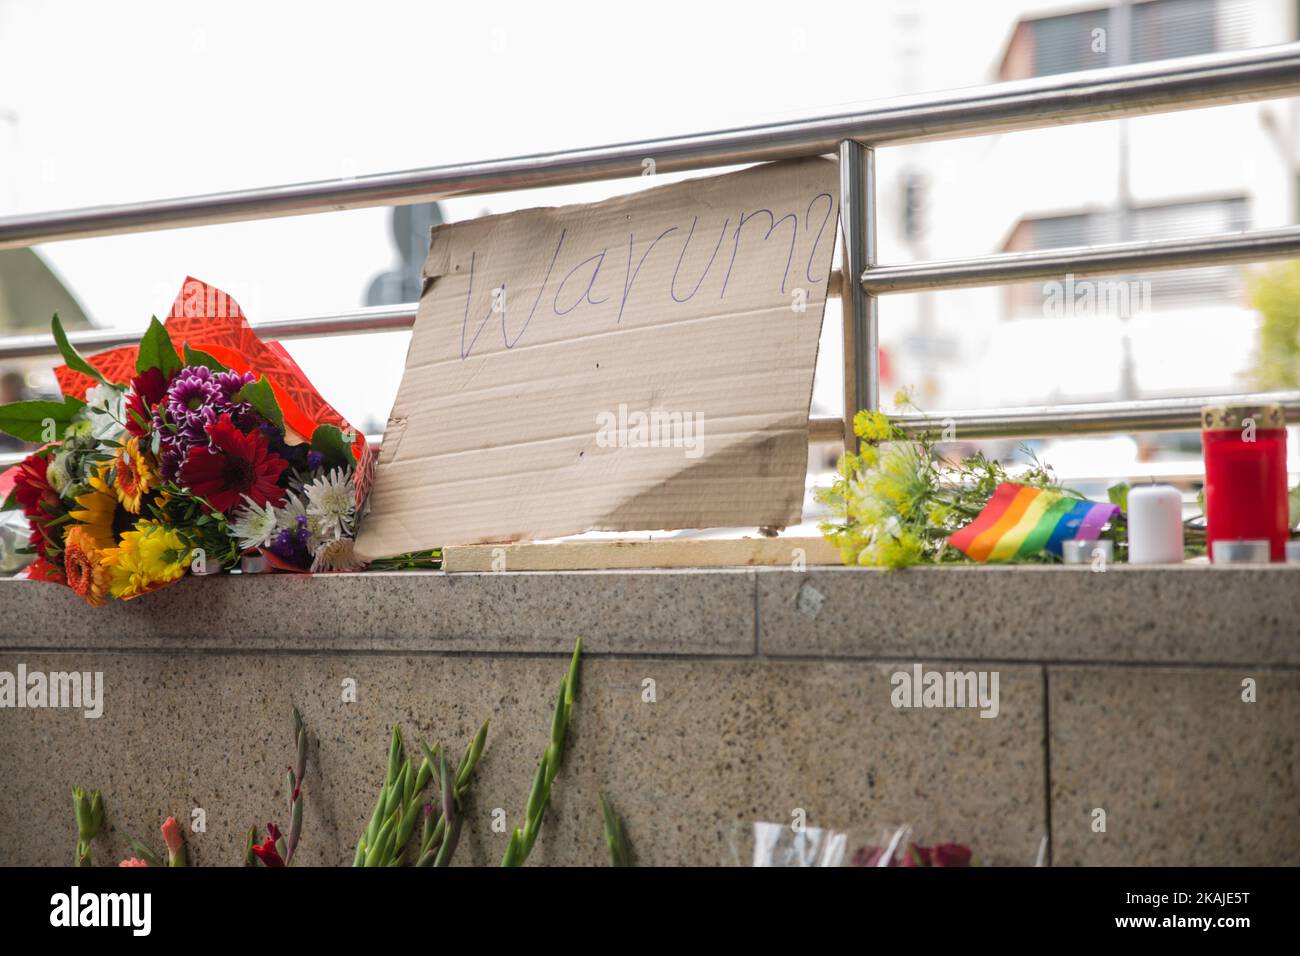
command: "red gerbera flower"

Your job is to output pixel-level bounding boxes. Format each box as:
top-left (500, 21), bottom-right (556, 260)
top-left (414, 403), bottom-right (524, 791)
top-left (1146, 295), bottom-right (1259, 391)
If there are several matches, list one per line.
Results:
top-left (125, 367), bottom-right (170, 437)
top-left (12, 454), bottom-right (60, 522)
top-left (179, 414), bottom-right (287, 513)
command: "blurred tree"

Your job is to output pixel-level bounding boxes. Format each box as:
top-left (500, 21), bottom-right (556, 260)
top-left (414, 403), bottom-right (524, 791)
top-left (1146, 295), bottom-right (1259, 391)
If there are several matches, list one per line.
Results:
top-left (0, 248), bottom-right (91, 332)
top-left (1251, 260), bottom-right (1300, 389)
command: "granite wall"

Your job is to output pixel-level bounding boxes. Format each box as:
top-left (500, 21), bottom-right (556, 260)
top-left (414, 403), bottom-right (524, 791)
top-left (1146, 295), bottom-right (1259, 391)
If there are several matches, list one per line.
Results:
top-left (1, 566), bottom-right (1297, 866)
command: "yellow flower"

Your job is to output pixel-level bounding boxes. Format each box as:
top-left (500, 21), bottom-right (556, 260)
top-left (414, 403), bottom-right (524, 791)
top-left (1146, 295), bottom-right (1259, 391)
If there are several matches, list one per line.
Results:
top-left (853, 409), bottom-right (899, 444)
top-left (928, 504), bottom-right (954, 528)
top-left (99, 520), bottom-right (188, 601)
top-left (136, 522), bottom-right (190, 580)
top-left (69, 463), bottom-right (118, 551)
top-left (113, 437), bottom-right (160, 514)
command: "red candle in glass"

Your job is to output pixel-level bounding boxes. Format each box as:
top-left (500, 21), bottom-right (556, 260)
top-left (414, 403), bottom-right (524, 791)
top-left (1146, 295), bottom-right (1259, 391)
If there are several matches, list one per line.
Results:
top-left (1201, 403), bottom-right (1289, 562)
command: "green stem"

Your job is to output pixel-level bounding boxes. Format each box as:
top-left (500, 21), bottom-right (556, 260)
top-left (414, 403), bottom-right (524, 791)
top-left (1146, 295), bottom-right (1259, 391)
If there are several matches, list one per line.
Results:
top-left (501, 640), bottom-right (581, 867)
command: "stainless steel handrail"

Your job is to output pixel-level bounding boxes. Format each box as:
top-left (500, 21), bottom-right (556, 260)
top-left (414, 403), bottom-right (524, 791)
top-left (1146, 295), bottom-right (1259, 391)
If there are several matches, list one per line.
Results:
top-left (862, 225), bottom-right (1300, 293)
top-left (0, 304), bottom-right (420, 360)
top-left (892, 391), bottom-right (1300, 440)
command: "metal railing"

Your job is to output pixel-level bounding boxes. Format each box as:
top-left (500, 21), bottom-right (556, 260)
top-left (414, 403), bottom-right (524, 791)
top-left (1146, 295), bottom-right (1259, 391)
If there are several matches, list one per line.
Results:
top-left (2, 43), bottom-right (1300, 458)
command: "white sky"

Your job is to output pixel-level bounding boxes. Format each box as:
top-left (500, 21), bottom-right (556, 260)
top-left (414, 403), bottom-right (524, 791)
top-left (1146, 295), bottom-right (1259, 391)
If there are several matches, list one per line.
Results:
top-left (3, 0), bottom-right (1288, 442)
top-left (0, 0), bottom-right (1023, 431)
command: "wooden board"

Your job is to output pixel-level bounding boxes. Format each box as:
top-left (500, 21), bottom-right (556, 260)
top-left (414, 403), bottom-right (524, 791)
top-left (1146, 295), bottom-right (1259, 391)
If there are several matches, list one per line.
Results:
top-left (441, 536), bottom-right (843, 572)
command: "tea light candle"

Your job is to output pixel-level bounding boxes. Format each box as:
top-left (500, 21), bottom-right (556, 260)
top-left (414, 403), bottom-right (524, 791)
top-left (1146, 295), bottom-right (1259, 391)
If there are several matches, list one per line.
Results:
top-left (1127, 484), bottom-right (1184, 564)
top-left (1211, 539), bottom-right (1270, 563)
top-left (1061, 539), bottom-right (1113, 565)
top-left (240, 553), bottom-right (270, 574)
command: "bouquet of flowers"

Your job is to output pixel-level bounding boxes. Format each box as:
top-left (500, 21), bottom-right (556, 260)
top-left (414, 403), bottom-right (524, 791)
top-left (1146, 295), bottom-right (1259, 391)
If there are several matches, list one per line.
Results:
top-left (0, 278), bottom-right (374, 605)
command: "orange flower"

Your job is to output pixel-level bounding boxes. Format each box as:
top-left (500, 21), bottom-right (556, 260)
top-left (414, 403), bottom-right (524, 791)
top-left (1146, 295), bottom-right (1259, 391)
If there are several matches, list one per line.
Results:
top-left (114, 436), bottom-right (160, 514)
top-left (62, 525), bottom-right (111, 607)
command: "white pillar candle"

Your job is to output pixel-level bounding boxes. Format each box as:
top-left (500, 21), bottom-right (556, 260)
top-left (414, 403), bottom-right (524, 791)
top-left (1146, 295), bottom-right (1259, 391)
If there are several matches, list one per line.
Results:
top-left (1127, 484), bottom-right (1185, 564)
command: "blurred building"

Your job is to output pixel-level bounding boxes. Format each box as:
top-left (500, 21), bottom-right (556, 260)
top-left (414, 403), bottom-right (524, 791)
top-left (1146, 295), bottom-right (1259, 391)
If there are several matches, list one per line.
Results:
top-left (876, 0), bottom-right (1299, 418)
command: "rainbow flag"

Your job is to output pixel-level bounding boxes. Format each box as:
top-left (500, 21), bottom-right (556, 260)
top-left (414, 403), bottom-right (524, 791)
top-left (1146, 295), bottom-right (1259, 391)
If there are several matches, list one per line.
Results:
top-left (948, 483), bottom-right (1119, 562)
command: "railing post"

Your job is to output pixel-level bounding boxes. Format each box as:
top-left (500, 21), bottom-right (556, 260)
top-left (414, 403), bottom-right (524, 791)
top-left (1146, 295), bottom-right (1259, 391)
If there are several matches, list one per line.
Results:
top-left (839, 139), bottom-right (878, 452)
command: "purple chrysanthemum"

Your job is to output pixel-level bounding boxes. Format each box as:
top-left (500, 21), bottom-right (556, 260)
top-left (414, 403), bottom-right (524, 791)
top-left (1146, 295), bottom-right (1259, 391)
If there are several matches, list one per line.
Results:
top-left (154, 366), bottom-right (257, 479)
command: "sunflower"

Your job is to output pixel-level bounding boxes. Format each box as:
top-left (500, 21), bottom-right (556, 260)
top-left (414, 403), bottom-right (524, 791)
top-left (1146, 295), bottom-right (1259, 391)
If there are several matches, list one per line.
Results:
top-left (69, 463), bottom-right (119, 551)
top-left (62, 525), bottom-right (111, 607)
top-left (113, 436), bottom-right (160, 514)
top-left (99, 520), bottom-right (188, 601)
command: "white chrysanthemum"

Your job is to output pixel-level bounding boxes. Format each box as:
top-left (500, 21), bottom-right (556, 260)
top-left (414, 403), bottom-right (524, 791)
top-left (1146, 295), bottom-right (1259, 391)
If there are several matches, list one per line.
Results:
top-left (310, 536), bottom-right (363, 573)
top-left (46, 451), bottom-right (72, 495)
top-left (275, 490), bottom-right (308, 529)
top-left (304, 467), bottom-right (355, 541)
top-left (230, 496), bottom-right (279, 552)
top-left (81, 383), bottom-right (128, 442)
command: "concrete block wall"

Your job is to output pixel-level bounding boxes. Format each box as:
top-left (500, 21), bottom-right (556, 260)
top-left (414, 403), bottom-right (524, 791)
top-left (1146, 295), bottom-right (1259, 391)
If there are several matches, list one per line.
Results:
top-left (1, 566), bottom-right (1296, 866)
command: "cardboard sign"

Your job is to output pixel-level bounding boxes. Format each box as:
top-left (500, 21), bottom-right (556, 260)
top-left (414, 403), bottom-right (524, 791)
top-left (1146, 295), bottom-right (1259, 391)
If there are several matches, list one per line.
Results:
top-left (354, 157), bottom-right (840, 559)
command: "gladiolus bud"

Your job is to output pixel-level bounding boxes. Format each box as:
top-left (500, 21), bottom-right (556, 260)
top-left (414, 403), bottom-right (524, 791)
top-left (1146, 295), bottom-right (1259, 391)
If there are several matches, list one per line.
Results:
top-left (90, 791), bottom-right (104, 834)
top-left (72, 786), bottom-right (96, 840)
top-left (160, 815), bottom-right (188, 867)
top-left (72, 785), bottom-right (104, 867)
top-left (250, 835), bottom-right (286, 868)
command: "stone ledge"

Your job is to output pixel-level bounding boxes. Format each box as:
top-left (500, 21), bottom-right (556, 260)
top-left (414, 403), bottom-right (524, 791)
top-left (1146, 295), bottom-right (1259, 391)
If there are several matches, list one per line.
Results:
top-left (2, 564), bottom-right (1298, 665)
top-left (759, 565), bottom-right (1300, 666)
top-left (0, 569), bottom-right (756, 656)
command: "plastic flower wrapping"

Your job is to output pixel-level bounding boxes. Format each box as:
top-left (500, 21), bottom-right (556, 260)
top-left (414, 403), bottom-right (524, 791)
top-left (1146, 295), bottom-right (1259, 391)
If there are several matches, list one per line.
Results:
top-left (0, 278), bottom-right (375, 605)
top-left (727, 821), bottom-right (1046, 867)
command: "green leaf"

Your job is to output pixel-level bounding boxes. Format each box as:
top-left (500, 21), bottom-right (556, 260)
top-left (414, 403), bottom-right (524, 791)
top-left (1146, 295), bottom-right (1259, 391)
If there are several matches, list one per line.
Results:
top-left (126, 836), bottom-right (164, 868)
top-left (1106, 482), bottom-right (1130, 514)
top-left (136, 317), bottom-right (183, 377)
top-left (234, 376), bottom-right (284, 431)
top-left (310, 423), bottom-right (356, 469)
top-left (0, 396), bottom-right (85, 443)
top-left (51, 314), bottom-right (110, 386)
top-left (182, 344), bottom-right (228, 372)
top-left (1, 489), bottom-right (18, 512)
